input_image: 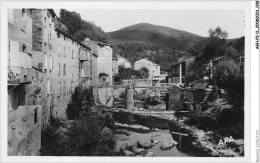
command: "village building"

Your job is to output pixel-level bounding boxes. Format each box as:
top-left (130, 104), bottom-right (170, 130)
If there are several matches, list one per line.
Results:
top-left (51, 28), bottom-right (91, 119)
top-left (134, 58), bottom-right (160, 80)
top-left (167, 57), bottom-right (195, 84)
top-left (31, 9), bottom-right (58, 125)
top-left (81, 38), bottom-right (113, 84)
top-left (8, 9), bottom-right (42, 156)
top-left (118, 55), bottom-right (131, 68)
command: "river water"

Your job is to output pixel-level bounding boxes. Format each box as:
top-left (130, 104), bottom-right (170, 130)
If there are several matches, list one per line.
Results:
top-left (128, 130), bottom-right (189, 157)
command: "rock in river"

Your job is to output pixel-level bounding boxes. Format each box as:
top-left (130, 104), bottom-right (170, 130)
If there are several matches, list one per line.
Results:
top-left (137, 139), bottom-right (159, 149)
top-left (160, 139), bottom-right (178, 150)
top-left (123, 150), bottom-right (134, 156)
top-left (145, 151), bottom-right (155, 157)
top-left (133, 148), bottom-right (145, 155)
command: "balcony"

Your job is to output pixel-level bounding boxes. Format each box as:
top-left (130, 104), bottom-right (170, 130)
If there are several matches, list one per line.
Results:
top-left (79, 50), bottom-right (90, 61)
top-left (80, 69), bottom-right (91, 78)
top-left (8, 67), bottom-right (33, 85)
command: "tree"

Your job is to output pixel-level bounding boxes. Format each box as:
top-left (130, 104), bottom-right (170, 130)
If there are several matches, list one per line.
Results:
top-left (59, 9), bottom-right (107, 43)
top-left (214, 60), bottom-right (244, 109)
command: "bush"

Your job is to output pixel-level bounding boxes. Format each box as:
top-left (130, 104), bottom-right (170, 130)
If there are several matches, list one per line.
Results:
top-left (41, 111), bottom-right (116, 156)
top-left (40, 125), bottom-right (73, 156)
top-left (66, 87), bottom-right (95, 120)
top-left (214, 60), bottom-right (244, 109)
top-left (185, 113), bottom-right (218, 130)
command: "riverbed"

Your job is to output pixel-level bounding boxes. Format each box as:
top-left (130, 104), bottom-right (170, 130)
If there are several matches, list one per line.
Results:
top-left (127, 130), bottom-right (188, 156)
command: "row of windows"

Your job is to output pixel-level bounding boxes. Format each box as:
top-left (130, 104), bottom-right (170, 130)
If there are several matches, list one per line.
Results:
top-left (57, 81), bottom-right (75, 97)
top-left (57, 63), bottom-right (67, 75)
top-left (57, 45), bottom-right (79, 59)
top-left (46, 79), bottom-right (75, 97)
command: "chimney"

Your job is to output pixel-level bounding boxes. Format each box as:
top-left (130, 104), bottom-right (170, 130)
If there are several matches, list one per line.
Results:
top-left (85, 38), bottom-right (89, 41)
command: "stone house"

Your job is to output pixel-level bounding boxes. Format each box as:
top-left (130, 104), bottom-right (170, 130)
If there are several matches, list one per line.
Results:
top-left (51, 28), bottom-right (91, 119)
top-left (167, 57), bottom-right (195, 84)
top-left (31, 9), bottom-right (57, 125)
top-left (8, 9), bottom-right (41, 156)
top-left (81, 38), bottom-right (113, 84)
top-left (31, 9), bottom-right (92, 120)
top-left (118, 55), bottom-right (131, 68)
top-left (134, 58), bottom-right (160, 80)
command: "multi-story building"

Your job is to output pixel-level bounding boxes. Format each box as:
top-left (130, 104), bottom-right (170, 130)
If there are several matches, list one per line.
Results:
top-left (134, 58), bottom-right (160, 80)
top-left (31, 9), bottom-right (57, 125)
top-left (167, 57), bottom-right (195, 84)
top-left (8, 9), bottom-right (42, 156)
top-left (31, 9), bottom-right (91, 120)
top-left (118, 55), bottom-right (131, 68)
top-left (82, 38), bottom-right (113, 84)
top-left (51, 28), bottom-right (91, 119)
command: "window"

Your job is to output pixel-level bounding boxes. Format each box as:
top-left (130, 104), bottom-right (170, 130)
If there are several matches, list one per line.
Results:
top-left (34, 108), bottom-right (38, 125)
top-left (63, 64), bottom-right (66, 75)
top-left (57, 82), bottom-right (61, 97)
top-left (63, 82), bottom-right (66, 96)
top-left (64, 47), bottom-right (66, 57)
top-left (8, 9), bottom-right (14, 23)
top-left (44, 53), bottom-right (48, 71)
top-left (44, 27), bottom-right (47, 44)
top-left (48, 33), bottom-right (52, 47)
top-left (58, 63), bottom-right (61, 75)
top-left (49, 56), bottom-right (53, 71)
top-left (47, 80), bottom-right (50, 95)
top-left (22, 9), bottom-right (25, 17)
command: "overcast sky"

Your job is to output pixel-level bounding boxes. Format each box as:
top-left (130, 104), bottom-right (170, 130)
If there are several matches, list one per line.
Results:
top-left (54, 9), bottom-right (244, 39)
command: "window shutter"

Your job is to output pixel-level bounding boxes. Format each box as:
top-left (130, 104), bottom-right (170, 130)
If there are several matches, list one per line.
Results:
top-left (49, 56), bottom-right (53, 70)
top-left (58, 63), bottom-right (60, 75)
top-left (57, 82), bottom-right (61, 96)
top-left (47, 80), bottom-right (50, 94)
top-left (63, 82), bottom-right (66, 96)
top-left (44, 28), bottom-right (47, 43)
top-left (44, 54), bottom-right (48, 70)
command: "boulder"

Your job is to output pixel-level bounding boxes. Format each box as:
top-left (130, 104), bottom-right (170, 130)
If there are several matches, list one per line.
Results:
top-left (145, 151), bottom-right (155, 157)
top-left (100, 127), bottom-right (113, 142)
top-left (123, 150), bottom-right (134, 156)
top-left (160, 139), bottom-right (178, 150)
top-left (115, 140), bottom-right (136, 152)
top-left (133, 148), bottom-right (145, 155)
top-left (137, 141), bottom-right (153, 149)
top-left (137, 139), bottom-right (159, 149)
top-left (115, 141), bottom-right (128, 152)
top-left (150, 139), bottom-right (159, 145)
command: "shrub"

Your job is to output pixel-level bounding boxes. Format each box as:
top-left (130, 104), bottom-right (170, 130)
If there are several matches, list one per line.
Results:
top-left (66, 87), bottom-right (95, 120)
top-left (40, 125), bottom-right (73, 156)
top-left (185, 113), bottom-right (218, 130)
top-left (214, 59), bottom-right (244, 109)
top-left (66, 113), bottom-right (103, 155)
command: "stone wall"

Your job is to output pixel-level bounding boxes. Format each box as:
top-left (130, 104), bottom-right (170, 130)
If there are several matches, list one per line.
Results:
top-left (167, 85), bottom-right (212, 111)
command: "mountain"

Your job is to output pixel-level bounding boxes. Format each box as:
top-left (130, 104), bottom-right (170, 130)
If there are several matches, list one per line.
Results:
top-left (107, 23), bottom-right (203, 51)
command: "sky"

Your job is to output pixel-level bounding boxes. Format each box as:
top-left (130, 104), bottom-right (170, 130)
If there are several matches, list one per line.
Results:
top-left (54, 9), bottom-right (244, 39)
